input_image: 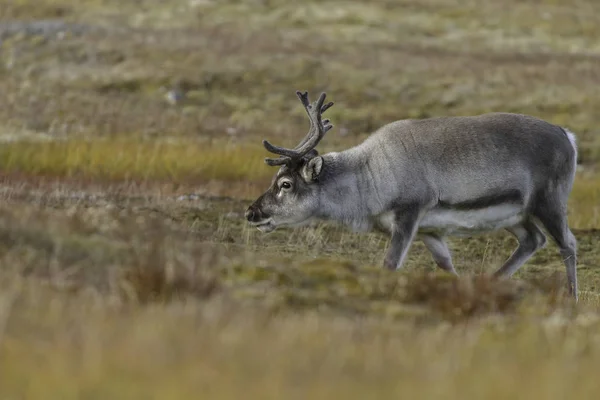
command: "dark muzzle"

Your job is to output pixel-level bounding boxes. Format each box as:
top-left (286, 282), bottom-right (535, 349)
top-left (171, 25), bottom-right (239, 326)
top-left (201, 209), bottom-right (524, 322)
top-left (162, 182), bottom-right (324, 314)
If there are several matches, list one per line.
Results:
top-left (245, 205), bottom-right (266, 223)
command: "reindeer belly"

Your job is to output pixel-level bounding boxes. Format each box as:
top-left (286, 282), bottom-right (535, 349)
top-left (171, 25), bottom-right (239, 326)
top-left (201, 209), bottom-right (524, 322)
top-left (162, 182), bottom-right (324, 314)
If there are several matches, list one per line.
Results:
top-left (419, 204), bottom-right (525, 236)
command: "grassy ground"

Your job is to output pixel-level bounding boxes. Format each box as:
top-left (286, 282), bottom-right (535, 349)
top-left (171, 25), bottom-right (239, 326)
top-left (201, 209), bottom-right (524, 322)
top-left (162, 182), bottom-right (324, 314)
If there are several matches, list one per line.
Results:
top-left (1, 0), bottom-right (600, 398)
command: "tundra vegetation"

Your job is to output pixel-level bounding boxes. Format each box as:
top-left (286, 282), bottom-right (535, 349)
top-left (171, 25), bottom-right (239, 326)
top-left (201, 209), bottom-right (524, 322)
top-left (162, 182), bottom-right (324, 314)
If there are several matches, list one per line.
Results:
top-left (1, 0), bottom-right (600, 398)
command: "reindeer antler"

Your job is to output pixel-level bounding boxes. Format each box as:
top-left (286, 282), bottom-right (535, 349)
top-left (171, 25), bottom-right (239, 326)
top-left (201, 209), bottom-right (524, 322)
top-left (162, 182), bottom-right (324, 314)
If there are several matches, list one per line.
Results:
top-left (264, 91), bottom-right (334, 166)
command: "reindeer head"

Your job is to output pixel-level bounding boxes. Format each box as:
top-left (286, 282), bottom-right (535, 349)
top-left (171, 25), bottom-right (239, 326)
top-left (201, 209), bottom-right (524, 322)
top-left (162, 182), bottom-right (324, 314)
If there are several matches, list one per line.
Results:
top-left (245, 91), bottom-right (334, 232)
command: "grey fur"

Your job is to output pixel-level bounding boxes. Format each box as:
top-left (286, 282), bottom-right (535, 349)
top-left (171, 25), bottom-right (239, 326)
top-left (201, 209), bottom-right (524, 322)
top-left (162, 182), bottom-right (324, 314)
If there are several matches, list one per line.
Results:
top-left (246, 91), bottom-right (579, 300)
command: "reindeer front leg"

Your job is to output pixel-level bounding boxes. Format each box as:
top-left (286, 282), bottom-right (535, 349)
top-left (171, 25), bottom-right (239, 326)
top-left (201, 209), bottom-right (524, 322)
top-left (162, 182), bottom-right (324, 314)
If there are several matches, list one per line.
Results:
top-left (383, 209), bottom-right (421, 270)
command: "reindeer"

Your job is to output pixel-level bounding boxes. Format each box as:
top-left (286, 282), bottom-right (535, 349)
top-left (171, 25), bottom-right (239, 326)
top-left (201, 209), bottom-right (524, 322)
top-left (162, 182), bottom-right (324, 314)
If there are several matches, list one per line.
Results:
top-left (245, 91), bottom-right (579, 300)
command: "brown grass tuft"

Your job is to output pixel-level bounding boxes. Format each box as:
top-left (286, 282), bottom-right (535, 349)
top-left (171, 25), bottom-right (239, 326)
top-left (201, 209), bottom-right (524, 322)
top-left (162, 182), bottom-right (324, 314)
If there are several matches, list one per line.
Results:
top-left (121, 262), bottom-right (220, 304)
top-left (403, 273), bottom-right (530, 320)
top-left (402, 272), bottom-right (579, 321)
top-left (120, 242), bottom-right (221, 304)
top-left (115, 218), bottom-right (222, 304)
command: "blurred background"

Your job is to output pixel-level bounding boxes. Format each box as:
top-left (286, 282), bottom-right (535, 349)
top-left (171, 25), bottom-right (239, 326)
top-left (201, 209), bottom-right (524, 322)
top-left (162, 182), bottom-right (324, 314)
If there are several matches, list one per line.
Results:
top-left (1, 0), bottom-right (599, 186)
top-left (1, 1), bottom-right (600, 398)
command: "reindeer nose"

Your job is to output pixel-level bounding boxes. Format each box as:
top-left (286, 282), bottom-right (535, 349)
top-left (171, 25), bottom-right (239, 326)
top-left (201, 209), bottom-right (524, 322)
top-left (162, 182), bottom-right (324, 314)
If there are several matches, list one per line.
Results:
top-left (244, 206), bottom-right (265, 222)
top-left (246, 204), bottom-right (268, 222)
top-left (245, 208), bottom-right (254, 221)
top-left (245, 206), bottom-right (261, 222)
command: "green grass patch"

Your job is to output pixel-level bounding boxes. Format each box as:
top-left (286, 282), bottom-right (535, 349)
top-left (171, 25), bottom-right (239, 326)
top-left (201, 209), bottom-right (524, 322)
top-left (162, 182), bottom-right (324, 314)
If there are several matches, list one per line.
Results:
top-left (0, 139), bottom-right (274, 184)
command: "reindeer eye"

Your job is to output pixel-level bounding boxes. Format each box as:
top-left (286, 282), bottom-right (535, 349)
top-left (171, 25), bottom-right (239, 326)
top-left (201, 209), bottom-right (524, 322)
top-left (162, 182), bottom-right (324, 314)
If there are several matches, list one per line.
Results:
top-left (281, 181), bottom-right (292, 190)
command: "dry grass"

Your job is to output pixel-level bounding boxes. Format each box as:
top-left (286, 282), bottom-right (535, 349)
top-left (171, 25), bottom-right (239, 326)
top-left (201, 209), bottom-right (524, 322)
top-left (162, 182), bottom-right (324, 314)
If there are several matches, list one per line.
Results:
top-left (0, 200), bottom-right (599, 398)
top-left (1, 275), bottom-right (600, 400)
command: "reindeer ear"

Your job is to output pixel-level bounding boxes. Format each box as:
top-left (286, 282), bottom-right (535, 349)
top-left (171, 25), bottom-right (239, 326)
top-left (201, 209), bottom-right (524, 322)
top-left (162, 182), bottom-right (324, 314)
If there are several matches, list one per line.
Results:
top-left (301, 156), bottom-right (323, 183)
top-left (304, 149), bottom-right (319, 158)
